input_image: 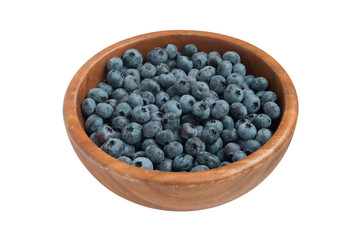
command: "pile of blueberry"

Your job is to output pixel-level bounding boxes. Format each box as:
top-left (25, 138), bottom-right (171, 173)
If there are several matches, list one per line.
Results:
top-left (81, 43), bottom-right (281, 172)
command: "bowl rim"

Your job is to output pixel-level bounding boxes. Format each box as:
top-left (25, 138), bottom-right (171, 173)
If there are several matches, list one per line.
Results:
top-left (63, 30), bottom-right (298, 186)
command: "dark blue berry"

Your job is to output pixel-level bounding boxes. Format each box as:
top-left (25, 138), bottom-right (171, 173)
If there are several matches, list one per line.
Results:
top-left (238, 122), bottom-right (257, 140)
top-left (232, 150), bottom-right (247, 162)
top-left (242, 94), bottom-right (261, 114)
top-left (192, 52), bottom-right (208, 69)
top-left (191, 101), bottom-right (210, 120)
top-left (107, 70), bottom-right (124, 88)
top-left (249, 77), bottom-right (269, 92)
top-left (263, 102), bottom-right (281, 119)
top-left (190, 165), bottom-right (209, 172)
top-left (156, 158), bottom-right (173, 172)
top-left (100, 138), bottom-right (125, 158)
top-left (147, 47), bottom-right (168, 65)
top-left (155, 91), bottom-right (170, 108)
top-left (144, 145), bottom-right (165, 165)
top-left (196, 66), bottom-right (216, 83)
top-left (114, 102), bottom-right (132, 118)
top-left (132, 157), bottom-right (153, 170)
top-left (140, 62), bottom-right (156, 78)
top-left (232, 63), bottom-right (246, 76)
top-left (85, 114), bottom-right (103, 135)
top-left (238, 139), bottom-right (261, 155)
top-left (211, 100), bottom-right (229, 119)
top-left (200, 126), bottom-right (220, 144)
top-left (182, 44), bottom-right (197, 56)
top-left (177, 55), bottom-right (193, 73)
top-left (221, 115), bottom-right (235, 129)
top-left (162, 100), bottom-right (182, 117)
top-left (121, 122), bottom-right (143, 145)
top-left (164, 141), bottom-right (183, 159)
top-left (179, 94), bottom-right (196, 114)
top-left (173, 154), bottom-right (194, 171)
top-left (156, 63), bottom-right (170, 75)
top-left (159, 72), bottom-right (176, 88)
top-left (224, 84), bottom-right (244, 104)
top-left (165, 44), bottom-right (178, 59)
top-left (107, 57), bottom-right (123, 71)
top-left (117, 156), bottom-right (132, 165)
top-left (191, 81), bottom-right (210, 100)
top-left (206, 137), bottom-right (223, 154)
top-left (184, 137), bottom-right (206, 156)
top-left (255, 128), bottom-right (273, 145)
top-left (96, 124), bottom-right (115, 143)
top-left (226, 73), bottom-right (244, 86)
top-left (173, 78), bottom-right (191, 95)
top-left (222, 51), bottom-right (241, 64)
top-left (97, 82), bottom-right (113, 96)
top-left (220, 128), bottom-right (238, 144)
top-left (141, 138), bottom-right (159, 151)
top-left (123, 49), bottom-right (143, 68)
top-left (180, 123), bottom-right (197, 140)
top-left (87, 88), bottom-right (108, 103)
top-left (207, 51), bottom-right (222, 67)
top-left (217, 60), bottom-right (232, 78)
top-left (171, 68), bottom-right (187, 80)
top-left (142, 119), bottom-right (162, 138)
top-left (196, 151), bottom-right (220, 169)
top-left (123, 75), bottom-right (140, 92)
top-left (223, 142), bottom-right (241, 159)
top-left (132, 105), bottom-right (151, 123)
top-left (230, 102), bottom-right (247, 120)
top-left (209, 75), bottom-right (226, 95)
top-left (95, 102), bottom-right (114, 119)
top-left (252, 113), bottom-right (272, 129)
top-left (161, 112), bottom-right (180, 131)
top-left (82, 98), bottom-right (96, 117)
top-left (155, 129), bottom-right (174, 146)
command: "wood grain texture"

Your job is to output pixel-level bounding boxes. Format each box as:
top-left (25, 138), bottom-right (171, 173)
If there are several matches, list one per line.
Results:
top-left (63, 30), bottom-right (298, 211)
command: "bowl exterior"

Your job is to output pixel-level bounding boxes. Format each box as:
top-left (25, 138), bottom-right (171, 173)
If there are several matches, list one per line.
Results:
top-left (63, 30), bottom-right (298, 211)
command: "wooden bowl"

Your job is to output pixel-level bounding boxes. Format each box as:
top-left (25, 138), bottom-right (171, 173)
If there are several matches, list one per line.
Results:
top-left (63, 30), bottom-right (298, 211)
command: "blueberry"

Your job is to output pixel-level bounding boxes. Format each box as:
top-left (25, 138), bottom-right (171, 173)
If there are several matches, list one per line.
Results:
top-left (238, 123), bottom-right (257, 140)
top-left (184, 137), bottom-right (206, 156)
top-left (143, 120), bottom-right (162, 138)
top-left (141, 138), bottom-right (158, 150)
top-left (171, 68), bottom-right (187, 80)
top-left (111, 88), bottom-right (128, 101)
top-left (123, 49), bottom-right (143, 68)
top-left (114, 102), bottom-right (132, 118)
top-left (151, 111), bottom-right (164, 121)
top-left (263, 102), bottom-right (281, 119)
top-left (122, 143), bottom-right (135, 157)
top-left (107, 57), bottom-right (123, 71)
top-left (100, 138), bottom-right (125, 158)
top-left (182, 44), bottom-right (197, 56)
top-left (132, 105), bottom-right (151, 123)
top-left (252, 113), bottom-right (272, 129)
top-left (249, 77), bottom-right (269, 92)
top-left (155, 129), bottom-right (175, 146)
top-left (235, 118), bottom-right (251, 129)
top-left (232, 150), bottom-right (247, 162)
top-left (161, 112), bottom-right (180, 131)
top-left (196, 66), bottom-right (216, 83)
top-left (242, 88), bottom-right (255, 98)
top-left (255, 128), bottom-right (273, 145)
top-left (164, 141), bottom-right (183, 159)
top-left (222, 51), bottom-right (241, 64)
top-left (121, 122), bottom-right (143, 145)
top-left (181, 114), bottom-right (199, 126)
top-left (97, 82), bottom-right (113, 96)
top-left (165, 59), bottom-right (177, 69)
top-left (207, 51), bottom-right (222, 67)
top-left (192, 52), bottom-right (208, 69)
top-left (206, 137), bottom-right (223, 154)
top-left (165, 44), bottom-right (178, 59)
top-left (85, 114), bottom-right (103, 135)
top-left (232, 63), bottom-right (246, 76)
top-left (205, 119), bottom-right (224, 132)
top-left (95, 102), bottom-right (114, 119)
top-left (156, 63), bottom-right (171, 75)
top-left (242, 94), bottom-right (261, 113)
top-left (159, 72), bottom-right (176, 88)
top-left (260, 91), bottom-right (278, 106)
top-left (140, 91), bottom-right (155, 105)
top-left (105, 99), bottom-right (118, 109)
top-left (221, 115), bottom-right (235, 129)
top-left (211, 100), bottom-right (229, 119)
top-left (191, 101), bottom-right (210, 120)
top-left (180, 123), bottom-right (197, 140)
top-left (196, 151), bottom-right (221, 169)
top-left (117, 156), bottom-right (132, 165)
top-left (219, 161), bottom-right (231, 167)
top-left (200, 126), bottom-right (220, 144)
top-left (173, 154), bottom-right (194, 171)
top-left (156, 158), bottom-right (173, 172)
top-left (147, 47), bottom-right (168, 65)
top-left (144, 145), bottom-right (165, 165)
top-left (190, 165), bottom-right (209, 172)
top-left (238, 139), bottom-right (261, 155)
top-left (177, 55), bottom-right (193, 73)
top-left (201, 96), bottom-right (217, 108)
top-left (125, 68), bottom-right (141, 81)
top-left (90, 132), bottom-right (102, 147)
top-left (123, 75), bottom-right (140, 92)
top-left (82, 98), bottom-right (96, 117)
top-left (179, 94), bottom-right (196, 114)
top-left (107, 70), bottom-right (124, 88)
top-left (131, 151), bottom-right (146, 160)
top-left (220, 128), bottom-right (238, 144)
top-left (155, 91), bottom-right (170, 108)
top-left (96, 124), bottom-right (115, 143)
top-left (191, 81), bottom-right (210, 100)
top-left (87, 88), bottom-right (108, 103)
top-left (244, 75), bottom-right (255, 85)
top-left (223, 142), bottom-right (241, 159)
top-left (226, 73), bottom-right (244, 86)
top-left (132, 157), bottom-right (153, 170)
top-left (165, 86), bottom-right (176, 98)
top-left (127, 93), bottom-right (143, 108)
top-left (209, 75), bottom-right (226, 95)
top-left (216, 148), bottom-right (226, 162)
top-left (162, 100), bottom-right (182, 117)
top-left (188, 69), bottom-right (199, 78)
top-left (140, 62), bottom-right (156, 78)
top-left (173, 78), bottom-right (191, 95)
top-left (217, 60), bottom-right (232, 78)
top-left (195, 125), bottom-right (203, 136)
top-left (230, 102), bottom-right (247, 120)
top-left (223, 84), bottom-right (244, 104)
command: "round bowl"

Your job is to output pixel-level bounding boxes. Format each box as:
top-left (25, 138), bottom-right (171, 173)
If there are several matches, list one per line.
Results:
top-left (63, 30), bottom-right (298, 211)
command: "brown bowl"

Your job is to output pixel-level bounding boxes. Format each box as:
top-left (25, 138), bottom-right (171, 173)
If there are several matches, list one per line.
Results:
top-left (63, 30), bottom-right (298, 211)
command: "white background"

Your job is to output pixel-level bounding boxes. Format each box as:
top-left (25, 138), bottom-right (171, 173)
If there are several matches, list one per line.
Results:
top-left (1, 0), bottom-right (359, 239)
